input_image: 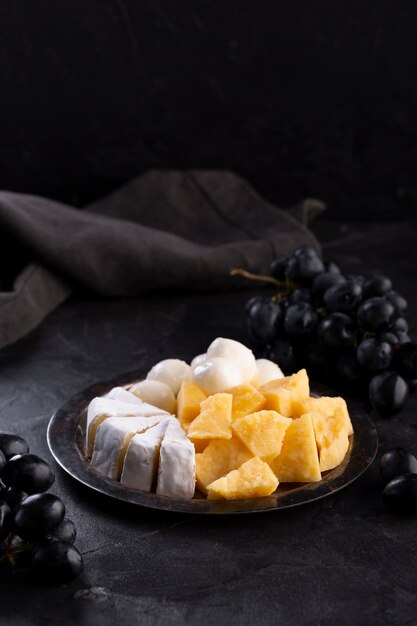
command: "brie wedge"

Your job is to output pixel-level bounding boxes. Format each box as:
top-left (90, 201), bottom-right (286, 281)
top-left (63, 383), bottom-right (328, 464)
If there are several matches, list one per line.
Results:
top-left (86, 397), bottom-right (168, 457)
top-left (104, 386), bottom-right (143, 405)
top-left (120, 417), bottom-right (171, 492)
top-left (156, 418), bottom-right (196, 499)
top-left (91, 415), bottom-right (164, 480)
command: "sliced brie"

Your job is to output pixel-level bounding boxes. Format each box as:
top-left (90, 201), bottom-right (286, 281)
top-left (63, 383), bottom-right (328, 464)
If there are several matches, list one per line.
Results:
top-left (86, 397), bottom-right (168, 457)
top-left (156, 418), bottom-right (195, 499)
top-left (91, 415), bottom-right (164, 480)
top-left (104, 386), bottom-right (143, 405)
top-left (120, 417), bottom-right (171, 492)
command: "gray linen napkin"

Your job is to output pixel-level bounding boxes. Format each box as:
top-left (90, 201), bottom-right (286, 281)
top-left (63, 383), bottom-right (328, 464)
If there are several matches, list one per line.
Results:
top-left (0, 169), bottom-right (323, 348)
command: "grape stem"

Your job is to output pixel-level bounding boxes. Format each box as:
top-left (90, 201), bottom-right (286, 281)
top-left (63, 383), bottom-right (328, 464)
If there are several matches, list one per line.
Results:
top-left (230, 268), bottom-right (287, 288)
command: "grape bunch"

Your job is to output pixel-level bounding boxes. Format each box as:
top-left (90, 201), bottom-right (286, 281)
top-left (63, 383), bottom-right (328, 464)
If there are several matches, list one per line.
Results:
top-left (0, 433), bottom-right (83, 582)
top-left (244, 245), bottom-right (416, 416)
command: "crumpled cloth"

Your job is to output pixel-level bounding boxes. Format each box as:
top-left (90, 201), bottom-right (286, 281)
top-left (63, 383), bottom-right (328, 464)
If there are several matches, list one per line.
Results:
top-left (0, 169), bottom-right (323, 348)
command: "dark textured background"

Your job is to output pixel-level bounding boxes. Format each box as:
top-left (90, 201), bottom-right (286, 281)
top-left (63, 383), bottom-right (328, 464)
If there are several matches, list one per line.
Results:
top-left (1, 1), bottom-right (417, 218)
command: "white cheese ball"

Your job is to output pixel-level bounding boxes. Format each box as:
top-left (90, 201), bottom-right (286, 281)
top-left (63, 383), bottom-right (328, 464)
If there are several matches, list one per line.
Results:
top-left (130, 380), bottom-right (176, 413)
top-left (191, 353), bottom-right (206, 371)
top-left (146, 359), bottom-right (191, 395)
top-left (191, 357), bottom-right (245, 395)
top-left (206, 337), bottom-right (256, 384)
top-left (252, 359), bottom-right (284, 387)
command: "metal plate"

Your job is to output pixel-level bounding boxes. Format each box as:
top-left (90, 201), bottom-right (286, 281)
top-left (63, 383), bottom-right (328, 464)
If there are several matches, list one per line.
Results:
top-left (47, 371), bottom-right (378, 515)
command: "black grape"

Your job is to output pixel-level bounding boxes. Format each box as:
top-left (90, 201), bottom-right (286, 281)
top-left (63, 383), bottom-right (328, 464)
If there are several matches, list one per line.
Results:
top-left (369, 372), bottom-right (409, 417)
top-left (284, 303), bottom-right (318, 338)
top-left (357, 297), bottom-right (395, 332)
top-left (357, 339), bottom-right (393, 372)
top-left (363, 276), bottom-right (392, 298)
top-left (383, 475), bottom-right (417, 514)
top-left (2, 454), bottom-right (55, 494)
top-left (0, 434), bottom-right (29, 460)
top-left (318, 313), bottom-right (356, 350)
top-left (380, 448), bottom-right (417, 484)
top-left (13, 493), bottom-right (65, 541)
top-left (33, 541), bottom-right (83, 582)
top-left (270, 256), bottom-right (289, 281)
top-left (324, 281), bottom-right (363, 313)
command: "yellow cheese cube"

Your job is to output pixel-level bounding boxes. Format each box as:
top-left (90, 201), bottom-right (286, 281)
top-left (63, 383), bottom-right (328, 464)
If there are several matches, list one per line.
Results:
top-left (229, 384), bottom-right (266, 421)
top-left (232, 410), bottom-right (291, 462)
top-left (260, 370), bottom-right (310, 418)
top-left (261, 369), bottom-right (310, 398)
top-left (207, 456), bottom-right (278, 500)
top-left (177, 381), bottom-right (207, 431)
top-left (195, 437), bottom-right (252, 494)
top-left (262, 387), bottom-right (294, 417)
top-left (188, 393), bottom-right (232, 440)
top-left (191, 439), bottom-right (211, 454)
top-left (302, 396), bottom-right (353, 436)
top-left (310, 408), bottom-right (350, 472)
top-left (269, 413), bottom-right (321, 483)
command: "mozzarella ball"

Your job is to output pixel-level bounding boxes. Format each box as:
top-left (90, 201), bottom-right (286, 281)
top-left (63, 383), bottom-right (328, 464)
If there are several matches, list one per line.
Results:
top-left (191, 353), bottom-right (207, 371)
top-left (146, 359), bottom-right (191, 395)
top-left (206, 337), bottom-right (256, 384)
top-left (252, 359), bottom-right (284, 387)
top-left (130, 380), bottom-right (176, 413)
top-left (191, 357), bottom-right (245, 395)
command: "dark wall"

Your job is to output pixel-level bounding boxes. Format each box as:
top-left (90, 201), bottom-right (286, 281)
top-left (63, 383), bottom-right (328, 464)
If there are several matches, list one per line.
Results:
top-left (1, 1), bottom-right (417, 218)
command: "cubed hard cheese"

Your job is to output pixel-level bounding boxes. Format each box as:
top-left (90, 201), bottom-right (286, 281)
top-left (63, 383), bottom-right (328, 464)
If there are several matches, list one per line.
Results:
top-left (229, 384), bottom-right (266, 421)
top-left (261, 369), bottom-right (310, 399)
top-left (176, 381), bottom-right (207, 431)
top-left (195, 437), bottom-right (253, 494)
top-left (302, 396), bottom-right (353, 436)
top-left (188, 393), bottom-right (233, 440)
top-left (261, 387), bottom-right (295, 418)
top-left (207, 456), bottom-right (278, 500)
top-left (232, 410), bottom-right (291, 462)
top-left (269, 413), bottom-right (322, 483)
top-left (260, 370), bottom-right (311, 418)
top-left (310, 408), bottom-right (350, 472)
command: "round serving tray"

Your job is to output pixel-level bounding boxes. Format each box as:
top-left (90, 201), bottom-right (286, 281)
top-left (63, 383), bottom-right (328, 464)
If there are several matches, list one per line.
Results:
top-left (47, 370), bottom-right (378, 515)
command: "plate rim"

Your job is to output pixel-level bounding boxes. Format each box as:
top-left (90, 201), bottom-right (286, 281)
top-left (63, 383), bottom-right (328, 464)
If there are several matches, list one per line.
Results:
top-left (47, 370), bottom-right (378, 515)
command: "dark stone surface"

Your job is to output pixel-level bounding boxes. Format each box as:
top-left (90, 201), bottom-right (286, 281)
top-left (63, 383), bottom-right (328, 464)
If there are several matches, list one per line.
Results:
top-left (1, 2), bottom-right (417, 219)
top-left (1, 217), bottom-right (417, 625)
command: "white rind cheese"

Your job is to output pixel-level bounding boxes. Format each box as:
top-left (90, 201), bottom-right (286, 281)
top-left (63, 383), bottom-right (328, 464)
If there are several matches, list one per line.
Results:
top-left (104, 387), bottom-right (143, 405)
top-left (156, 418), bottom-right (195, 499)
top-left (86, 397), bottom-right (168, 457)
top-left (120, 417), bottom-right (171, 492)
top-left (91, 416), bottom-right (164, 480)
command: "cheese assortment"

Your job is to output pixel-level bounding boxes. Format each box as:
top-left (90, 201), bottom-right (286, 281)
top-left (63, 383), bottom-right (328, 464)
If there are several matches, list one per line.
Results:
top-left (85, 337), bottom-right (354, 501)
